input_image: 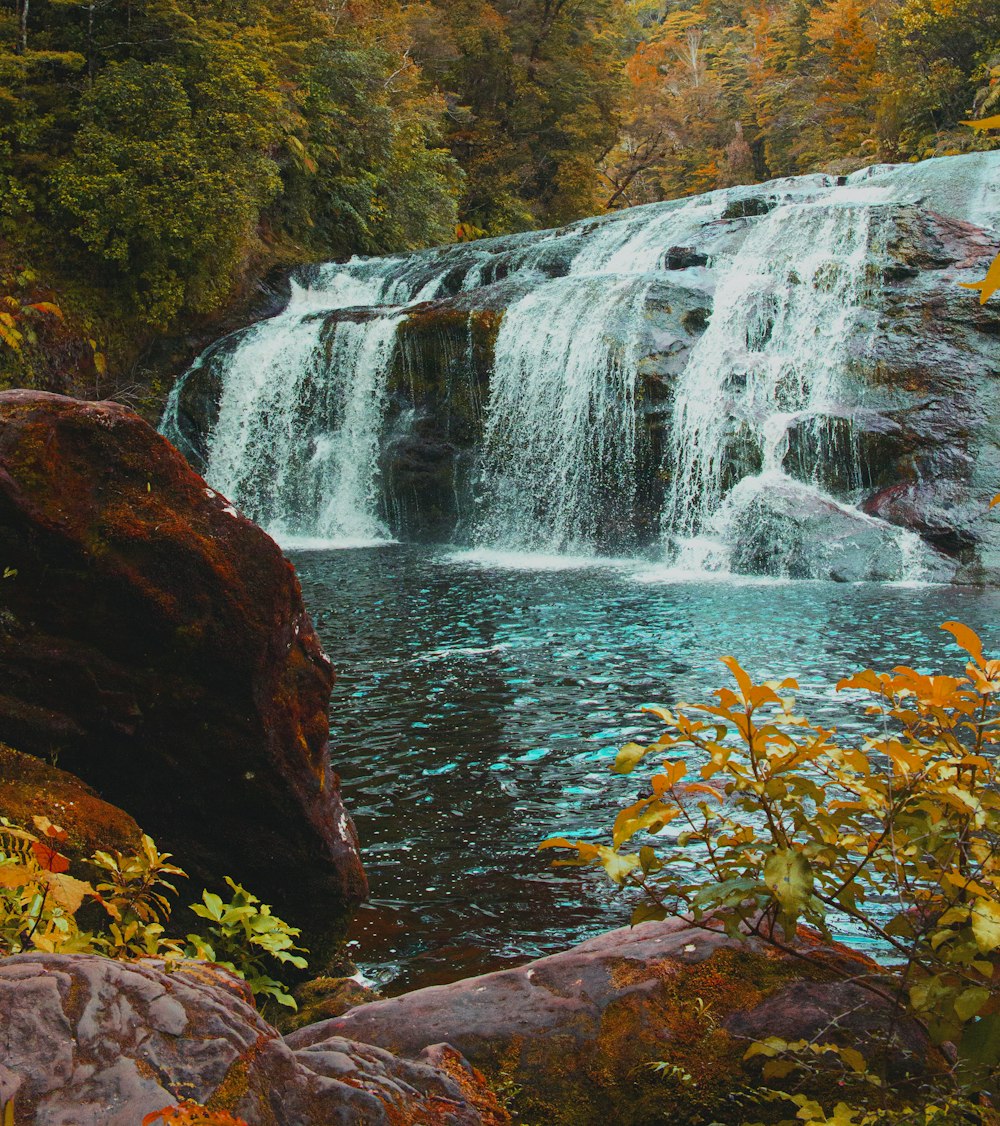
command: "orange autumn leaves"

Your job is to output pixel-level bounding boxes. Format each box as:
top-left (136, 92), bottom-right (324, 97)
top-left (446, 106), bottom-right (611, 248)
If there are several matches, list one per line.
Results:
top-left (542, 620), bottom-right (1000, 1057)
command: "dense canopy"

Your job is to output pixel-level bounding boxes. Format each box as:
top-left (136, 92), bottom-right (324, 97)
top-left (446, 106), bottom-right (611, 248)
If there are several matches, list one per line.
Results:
top-left (1, 0), bottom-right (997, 393)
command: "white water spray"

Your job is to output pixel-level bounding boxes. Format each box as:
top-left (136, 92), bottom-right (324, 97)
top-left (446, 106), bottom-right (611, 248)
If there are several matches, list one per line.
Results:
top-left (471, 275), bottom-right (651, 553)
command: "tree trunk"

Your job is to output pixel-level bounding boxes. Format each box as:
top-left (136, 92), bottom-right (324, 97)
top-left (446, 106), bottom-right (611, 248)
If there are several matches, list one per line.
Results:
top-left (18, 0), bottom-right (29, 54)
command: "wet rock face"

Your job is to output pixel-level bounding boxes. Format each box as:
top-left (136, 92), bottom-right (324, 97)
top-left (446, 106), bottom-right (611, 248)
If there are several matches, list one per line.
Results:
top-left (725, 478), bottom-right (959, 582)
top-left (0, 953), bottom-right (507, 1126)
top-left (290, 918), bottom-right (944, 1126)
top-left (165, 154), bottom-right (1000, 579)
top-left (0, 391), bottom-right (366, 945)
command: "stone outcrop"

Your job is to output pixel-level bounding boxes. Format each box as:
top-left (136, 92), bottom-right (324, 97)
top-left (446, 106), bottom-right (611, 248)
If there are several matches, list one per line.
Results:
top-left (0, 744), bottom-right (142, 861)
top-left (291, 918), bottom-right (945, 1126)
top-left (0, 952), bottom-right (508, 1126)
top-left (0, 391), bottom-right (366, 946)
top-left (724, 477), bottom-right (958, 582)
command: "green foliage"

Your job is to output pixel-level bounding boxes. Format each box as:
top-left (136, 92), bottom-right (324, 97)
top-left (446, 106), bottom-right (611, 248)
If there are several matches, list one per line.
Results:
top-left (0, 0), bottom-right (996, 389)
top-left (0, 816), bottom-right (307, 1010)
top-left (409, 0), bottom-right (631, 232)
top-left (54, 52), bottom-right (282, 328)
top-left (186, 877), bottom-right (308, 1011)
top-left (543, 619), bottom-right (1000, 1112)
top-left (0, 0), bottom-right (463, 386)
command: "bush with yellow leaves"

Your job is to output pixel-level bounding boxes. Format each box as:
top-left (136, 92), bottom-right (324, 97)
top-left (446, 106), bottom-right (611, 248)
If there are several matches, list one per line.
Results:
top-left (0, 818), bottom-right (307, 1013)
top-left (544, 621), bottom-right (1000, 1115)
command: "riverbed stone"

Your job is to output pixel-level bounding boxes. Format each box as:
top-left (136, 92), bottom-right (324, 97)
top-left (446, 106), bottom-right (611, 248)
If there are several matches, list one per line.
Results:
top-left (0, 952), bottom-right (508, 1126)
top-left (290, 917), bottom-right (945, 1126)
top-left (0, 391), bottom-right (366, 948)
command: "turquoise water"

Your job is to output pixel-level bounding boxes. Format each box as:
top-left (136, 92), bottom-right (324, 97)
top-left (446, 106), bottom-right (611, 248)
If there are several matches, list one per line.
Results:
top-left (291, 545), bottom-right (1000, 992)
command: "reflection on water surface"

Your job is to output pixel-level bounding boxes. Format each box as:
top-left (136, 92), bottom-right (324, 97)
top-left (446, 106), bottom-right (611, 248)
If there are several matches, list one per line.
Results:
top-left (291, 545), bottom-right (1000, 993)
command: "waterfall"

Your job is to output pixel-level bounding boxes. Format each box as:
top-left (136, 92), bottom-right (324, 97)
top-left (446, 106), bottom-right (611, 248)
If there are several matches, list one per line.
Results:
top-left (665, 197), bottom-right (879, 541)
top-left (470, 275), bottom-right (650, 554)
top-left (202, 298), bottom-right (404, 546)
top-left (161, 151), bottom-right (999, 576)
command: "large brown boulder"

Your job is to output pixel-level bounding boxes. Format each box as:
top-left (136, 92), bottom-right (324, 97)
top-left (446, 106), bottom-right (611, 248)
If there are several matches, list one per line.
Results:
top-left (0, 391), bottom-right (366, 946)
top-left (290, 918), bottom-right (946, 1125)
top-left (0, 952), bottom-right (508, 1125)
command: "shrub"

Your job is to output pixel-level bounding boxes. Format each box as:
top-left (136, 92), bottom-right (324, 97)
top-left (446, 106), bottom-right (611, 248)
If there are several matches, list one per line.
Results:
top-left (186, 878), bottom-right (308, 1011)
top-left (0, 820), bottom-right (307, 1010)
top-left (543, 621), bottom-right (1000, 1111)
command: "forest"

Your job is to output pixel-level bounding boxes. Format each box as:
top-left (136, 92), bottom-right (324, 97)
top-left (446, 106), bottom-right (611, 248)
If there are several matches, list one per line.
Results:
top-left (1, 0), bottom-right (998, 399)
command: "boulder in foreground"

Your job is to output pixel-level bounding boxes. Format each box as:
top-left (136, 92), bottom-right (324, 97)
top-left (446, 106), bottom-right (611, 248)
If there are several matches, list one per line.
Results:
top-left (292, 917), bottom-right (947, 1125)
top-left (0, 391), bottom-right (366, 944)
top-left (0, 952), bottom-right (507, 1125)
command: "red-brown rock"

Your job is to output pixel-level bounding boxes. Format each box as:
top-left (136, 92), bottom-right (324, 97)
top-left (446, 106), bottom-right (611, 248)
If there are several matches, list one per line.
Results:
top-left (0, 743), bottom-right (142, 860)
top-left (290, 918), bottom-right (946, 1125)
top-left (0, 391), bottom-right (366, 945)
top-left (0, 952), bottom-right (508, 1125)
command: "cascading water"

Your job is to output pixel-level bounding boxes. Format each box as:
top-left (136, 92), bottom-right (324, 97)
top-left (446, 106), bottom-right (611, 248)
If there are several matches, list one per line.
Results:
top-left (666, 199), bottom-right (878, 534)
top-left (467, 196), bottom-right (722, 554)
top-left (161, 151), bottom-right (999, 578)
top-left (662, 195), bottom-right (902, 574)
top-left (201, 293), bottom-right (403, 546)
top-left (470, 275), bottom-right (651, 554)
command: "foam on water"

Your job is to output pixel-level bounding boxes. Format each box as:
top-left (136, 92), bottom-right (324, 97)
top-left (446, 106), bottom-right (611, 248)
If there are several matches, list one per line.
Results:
top-left (443, 548), bottom-right (639, 572)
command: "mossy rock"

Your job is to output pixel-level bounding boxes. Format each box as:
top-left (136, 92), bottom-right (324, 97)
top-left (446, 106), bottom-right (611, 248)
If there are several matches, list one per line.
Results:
top-left (0, 742), bottom-right (142, 861)
top-left (278, 973), bottom-right (383, 1034)
top-left (288, 919), bottom-right (948, 1126)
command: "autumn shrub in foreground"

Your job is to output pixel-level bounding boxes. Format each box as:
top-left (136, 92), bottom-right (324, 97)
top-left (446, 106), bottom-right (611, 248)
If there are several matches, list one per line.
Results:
top-left (544, 621), bottom-right (1000, 1119)
top-left (0, 821), bottom-right (306, 1012)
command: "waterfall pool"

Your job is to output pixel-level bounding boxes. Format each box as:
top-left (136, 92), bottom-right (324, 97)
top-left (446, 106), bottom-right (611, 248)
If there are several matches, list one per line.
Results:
top-left (291, 543), bottom-right (1000, 993)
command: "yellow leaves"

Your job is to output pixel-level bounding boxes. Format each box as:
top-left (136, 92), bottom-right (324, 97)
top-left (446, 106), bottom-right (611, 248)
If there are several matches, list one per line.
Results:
top-left (26, 301), bottom-right (63, 319)
top-left (542, 614), bottom-right (1000, 1070)
top-left (43, 872), bottom-right (92, 914)
top-left (970, 899), bottom-right (1000, 954)
top-left (720, 655), bottom-right (753, 702)
top-left (836, 668), bottom-right (886, 694)
top-left (612, 797), bottom-right (677, 848)
top-left (942, 621), bottom-right (985, 668)
top-left (677, 781), bottom-right (724, 803)
top-left (89, 339), bottom-right (107, 377)
top-left (960, 114), bottom-right (1000, 131)
top-left (455, 221), bottom-right (487, 243)
top-left (958, 251), bottom-right (1000, 305)
top-left (881, 738), bottom-right (926, 777)
top-left (954, 986), bottom-right (990, 1021)
top-left (763, 849), bottom-right (814, 925)
top-left (0, 314), bottom-right (23, 352)
top-left (613, 741), bottom-right (649, 774)
top-left (658, 760), bottom-right (687, 789)
top-left (641, 705), bottom-right (675, 725)
top-left (539, 834), bottom-right (643, 886)
top-left (286, 134), bottom-right (318, 174)
top-left (0, 864), bottom-right (33, 891)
